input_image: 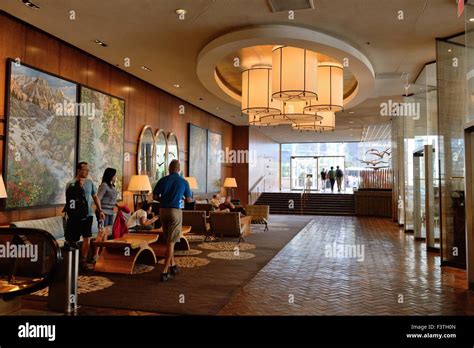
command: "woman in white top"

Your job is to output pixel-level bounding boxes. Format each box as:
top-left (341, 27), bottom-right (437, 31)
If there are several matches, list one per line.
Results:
top-left (127, 201), bottom-right (158, 231)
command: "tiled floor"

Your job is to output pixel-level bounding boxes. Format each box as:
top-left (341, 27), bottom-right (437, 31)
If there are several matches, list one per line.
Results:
top-left (219, 216), bottom-right (474, 315)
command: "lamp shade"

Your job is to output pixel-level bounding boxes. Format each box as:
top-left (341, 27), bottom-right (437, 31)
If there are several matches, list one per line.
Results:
top-left (242, 67), bottom-right (280, 120)
top-left (306, 62), bottom-right (343, 112)
top-left (272, 46), bottom-right (318, 101)
top-left (0, 175), bottom-right (7, 198)
top-left (292, 111), bottom-right (336, 131)
top-left (184, 176), bottom-right (198, 190)
top-left (127, 175), bottom-right (152, 193)
top-left (223, 177), bottom-right (237, 188)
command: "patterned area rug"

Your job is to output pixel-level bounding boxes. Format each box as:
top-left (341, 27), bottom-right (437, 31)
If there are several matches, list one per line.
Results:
top-left (207, 251), bottom-right (256, 260)
top-left (174, 249), bottom-right (202, 256)
top-left (197, 242), bottom-right (256, 251)
top-left (32, 276), bottom-right (114, 297)
top-left (133, 264), bottom-right (155, 274)
top-left (158, 256), bottom-right (210, 267)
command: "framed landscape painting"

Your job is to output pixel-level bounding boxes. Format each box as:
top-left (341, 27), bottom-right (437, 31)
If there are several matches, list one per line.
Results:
top-left (3, 60), bottom-right (78, 208)
top-left (188, 124), bottom-right (207, 194)
top-left (79, 86), bottom-right (125, 199)
top-left (207, 130), bottom-right (222, 193)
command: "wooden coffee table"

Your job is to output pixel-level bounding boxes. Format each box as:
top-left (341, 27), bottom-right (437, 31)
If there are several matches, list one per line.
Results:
top-left (130, 226), bottom-right (192, 256)
top-left (94, 233), bottom-right (158, 274)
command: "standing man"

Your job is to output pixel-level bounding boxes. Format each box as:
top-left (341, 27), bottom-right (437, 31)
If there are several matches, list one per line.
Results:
top-left (320, 168), bottom-right (327, 191)
top-left (336, 166), bottom-right (344, 192)
top-left (153, 160), bottom-right (192, 282)
top-left (328, 166), bottom-right (336, 192)
top-left (65, 162), bottom-right (105, 271)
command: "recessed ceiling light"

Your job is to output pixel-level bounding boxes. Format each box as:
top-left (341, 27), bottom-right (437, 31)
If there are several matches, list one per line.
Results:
top-left (21, 0), bottom-right (40, 9)
top-left (348, 121), bottom-right (354, 124)
top-left (349, 111), bottom-right (355, 114)
top-left (175, 9), bottom-right (187, 15)
top-left (470, 18), bottom-right (474, 22)
top-left (173, 84), bottom-right (181, 88)
top-left (216, 107), bottom-right (221, 110)
top-left (141, 66), bottom-right (152, 72)
top-left (93, 39), bottom-right (108, 47)
top-left (448, 49), bottom-right (452, 53)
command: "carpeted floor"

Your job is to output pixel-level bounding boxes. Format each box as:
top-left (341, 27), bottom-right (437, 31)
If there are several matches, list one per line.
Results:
top-left (27, 215), bottom-right (311, 315)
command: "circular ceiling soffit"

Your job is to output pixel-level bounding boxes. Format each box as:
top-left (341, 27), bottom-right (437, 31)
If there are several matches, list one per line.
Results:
top-left (197, 25), bottom-right (375, 110)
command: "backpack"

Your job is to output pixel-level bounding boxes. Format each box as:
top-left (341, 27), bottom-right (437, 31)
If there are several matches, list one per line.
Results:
top-left (336, 169), bottom-right (343, 178)
top-left (63, 181), bottom-right (89, 220)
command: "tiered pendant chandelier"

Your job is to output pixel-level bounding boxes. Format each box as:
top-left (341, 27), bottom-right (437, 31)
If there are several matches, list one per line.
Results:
top-left (272, 46), bottom-right (318, 101)
top-left (240, 46), bottom-right (344, 132)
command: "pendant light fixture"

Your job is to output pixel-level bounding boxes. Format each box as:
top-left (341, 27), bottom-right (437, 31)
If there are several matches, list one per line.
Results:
top-left (305, 62), bottom-right (343, 112)
top-left (292, 111), bottom-right (336, 131)
top-left (272, 46), bottom-right (318, 101)
top-left (242, 67), bottom-right (281, 123)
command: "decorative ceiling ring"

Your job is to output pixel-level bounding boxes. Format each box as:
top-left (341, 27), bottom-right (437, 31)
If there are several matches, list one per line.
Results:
top-left (197, 25), bottom-right (375, 110)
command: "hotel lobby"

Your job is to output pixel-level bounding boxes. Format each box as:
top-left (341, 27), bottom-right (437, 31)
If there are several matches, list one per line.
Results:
top-left (1, 0), bottom-right (474, 344)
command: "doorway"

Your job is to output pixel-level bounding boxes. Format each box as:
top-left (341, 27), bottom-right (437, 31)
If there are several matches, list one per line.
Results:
top-left (413, 145), bottom-right (440, 252)
top-left (290, 156), bottom-right (345, 191)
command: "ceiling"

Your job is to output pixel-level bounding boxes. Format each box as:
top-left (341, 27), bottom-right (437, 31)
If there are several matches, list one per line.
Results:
top-left (0, 0), bottom-right (464, 143)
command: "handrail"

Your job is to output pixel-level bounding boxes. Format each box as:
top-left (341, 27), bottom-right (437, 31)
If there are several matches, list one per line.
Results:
top-left (248, 175), bottom-right (266, 205)
top-left (249, 175), bottom-right (266, 192)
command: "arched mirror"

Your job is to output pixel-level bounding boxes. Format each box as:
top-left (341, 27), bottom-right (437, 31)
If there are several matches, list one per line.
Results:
top-left (167, 133), bottom-right (180, 173)
top-left (137, 125), bottom-right (155, 182)
top-left (154, 129), bottom-right (168, 182)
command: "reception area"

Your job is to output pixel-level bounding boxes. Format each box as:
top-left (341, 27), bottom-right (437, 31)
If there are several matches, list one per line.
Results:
top-left (0, 0), bottom-right (474, 345)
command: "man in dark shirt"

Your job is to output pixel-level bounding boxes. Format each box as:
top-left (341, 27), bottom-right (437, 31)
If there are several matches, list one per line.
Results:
top-left (219, 196), bottom-right (246, 215)
top-left (153, 160), bottom-right (192, 282)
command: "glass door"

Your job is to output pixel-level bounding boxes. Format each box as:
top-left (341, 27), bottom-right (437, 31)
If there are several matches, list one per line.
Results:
top-left (413, 145), bottom-right (439, 251)
top-left (317, 156), bottom-right (345, 191)
top-left (290, 156), bottom-right (318, 191)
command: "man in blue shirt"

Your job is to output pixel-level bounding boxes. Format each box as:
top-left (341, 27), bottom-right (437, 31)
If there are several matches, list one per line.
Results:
top-left (153, 160), bottom-right (192, 282)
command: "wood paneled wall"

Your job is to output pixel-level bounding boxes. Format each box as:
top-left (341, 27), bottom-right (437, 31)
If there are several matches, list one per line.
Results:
top-left (0, 13), bottom-right (233, 224)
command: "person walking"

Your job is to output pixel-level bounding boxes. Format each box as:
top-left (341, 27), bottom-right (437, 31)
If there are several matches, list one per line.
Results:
top-left (328, 166), bottom-right (336, 192)
top-left (153, 160), bottom-right (193, 282)
top-left (336, 166), bottom-right (344, 192)
top-left (64, 162), bottom-right (105, 271)
top-left (320, 168), bottom-right (327, 191)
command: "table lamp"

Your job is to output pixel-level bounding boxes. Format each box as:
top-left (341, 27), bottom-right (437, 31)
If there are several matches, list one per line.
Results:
top-left (223, 177), bottom-right (237, 199)
top-left (128, 175), bottom-right (152, 211)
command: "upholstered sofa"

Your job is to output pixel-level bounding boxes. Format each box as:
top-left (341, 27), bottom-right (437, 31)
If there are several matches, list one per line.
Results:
top-left (10, 215), bottom-right (102, 247)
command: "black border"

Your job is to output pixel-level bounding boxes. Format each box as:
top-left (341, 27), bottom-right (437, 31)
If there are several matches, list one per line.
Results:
top-left (207, 129), bottom-right (222, 194)
top-left (3, 58), bottom-right (79, 211)
top-left (77, 84), bottom-right (126, 201)
top-left (188, 123), bottom-right (208, 195)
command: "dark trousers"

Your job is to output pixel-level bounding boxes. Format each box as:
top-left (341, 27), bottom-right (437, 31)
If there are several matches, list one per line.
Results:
top-left (330, 179), bottom-right (335, 191)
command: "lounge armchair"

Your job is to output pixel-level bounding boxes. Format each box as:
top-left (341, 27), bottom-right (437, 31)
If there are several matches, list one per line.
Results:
top-left (209, 212), bottom-right (245, 243)
top-left (182, 210), bottom-right (212, 240)
top-left (245, 205), bottom-right (270, 232)
top-left (194, 203), bottom-right (213, 215)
